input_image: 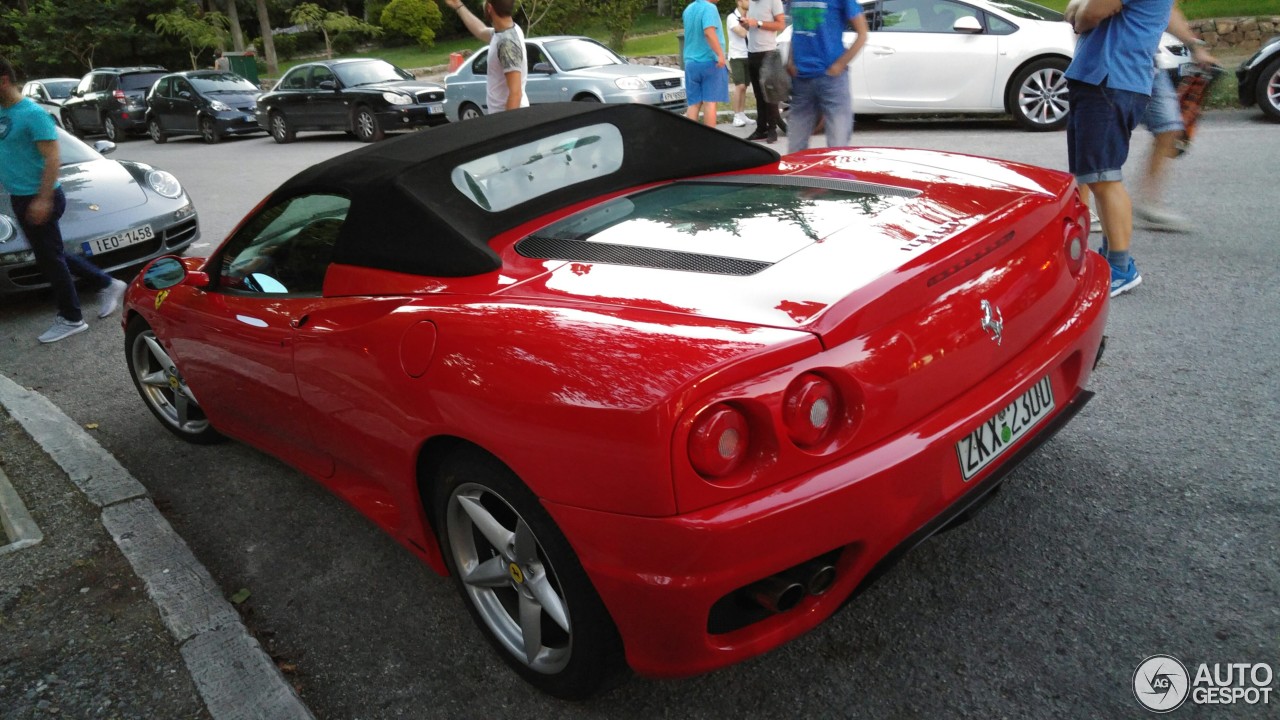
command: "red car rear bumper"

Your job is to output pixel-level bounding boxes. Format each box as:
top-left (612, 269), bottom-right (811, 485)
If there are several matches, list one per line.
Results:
top-left (546, 272), bottom-right (1108, 678)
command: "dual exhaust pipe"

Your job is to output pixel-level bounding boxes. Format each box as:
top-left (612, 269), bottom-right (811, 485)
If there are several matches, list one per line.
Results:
top-left (747, 560), bottom-right (838, 614)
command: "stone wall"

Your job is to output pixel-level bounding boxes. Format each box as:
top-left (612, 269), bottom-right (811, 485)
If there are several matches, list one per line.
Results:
top-left (1190, 16), bottom-right (1279, 53)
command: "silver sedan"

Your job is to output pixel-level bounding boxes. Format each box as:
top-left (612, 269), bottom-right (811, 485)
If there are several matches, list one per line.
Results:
top-left (444, 35), bottom-right (686, 121)
top-left (0, 129), bottom-right (200, 293)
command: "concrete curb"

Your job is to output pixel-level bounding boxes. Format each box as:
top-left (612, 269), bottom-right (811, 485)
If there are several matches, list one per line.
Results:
top-left (0, 372), bottom-right (314, 720)
top-left (0, 465), bottom-right (44, 555)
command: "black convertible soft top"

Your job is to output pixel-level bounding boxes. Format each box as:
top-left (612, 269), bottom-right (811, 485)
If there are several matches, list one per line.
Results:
top-left (272, 103), bottom-right (781, 277)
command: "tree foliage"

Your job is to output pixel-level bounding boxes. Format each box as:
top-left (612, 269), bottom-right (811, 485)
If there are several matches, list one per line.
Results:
top-left (380, 0), bottom-right (444, 48)
top-left (290, 2), bottom-right (381, 58)
top-left (151, 8), bottom-right (230, 69)
top-left (0, 0), bottom-right (196, 77)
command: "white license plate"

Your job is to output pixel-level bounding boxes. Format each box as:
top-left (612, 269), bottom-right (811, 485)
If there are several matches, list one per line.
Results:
top-left (427, 104), bottom-right (444, 114)
top-left (662, 90), bottom-right (686, 103)
top-left (955, 375), bottom-right (1055, 481)
top-left (82, 224), bottom-right (154, 256)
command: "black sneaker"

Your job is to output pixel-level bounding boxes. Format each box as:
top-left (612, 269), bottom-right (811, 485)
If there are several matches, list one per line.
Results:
top-left (745, 129), bottom-right (768, 141)
top-left (766, 129), bottom-right (777, 144)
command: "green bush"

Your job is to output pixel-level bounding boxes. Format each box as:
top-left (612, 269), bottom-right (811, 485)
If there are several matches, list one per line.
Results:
top-left (331, 31), bottom-right (362, 55)
top-left (381, 0), bottom-right (444, 48)
top-left (273, 33), bottom-right (299, 59)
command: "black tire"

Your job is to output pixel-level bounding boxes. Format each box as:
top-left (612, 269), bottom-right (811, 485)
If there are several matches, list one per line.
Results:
top-left (63, 112), bottom-right (84, 138)
top-left (148, 118), bottom-right (167, 144)
top-left (199, 116), bottom-right (221, 144)
top-left (103, 114), bottom-right (123, 142)
top-left (458, 102), bottom-right (483, 121)
top-left (1007, 57), bottom-right (1070, 132)
top-left (352, 106), bottom-right (384, 142)
top-left (432, 449), bottom-right (627, 699)
top-left (1256, 54), bottom-right (1280, 122)
top-left (572, 94), bottom-right (602, 103)
top-left (125, 316), bottom-right (222, 445)
top-left (269, 110), bottom-right (296, 144)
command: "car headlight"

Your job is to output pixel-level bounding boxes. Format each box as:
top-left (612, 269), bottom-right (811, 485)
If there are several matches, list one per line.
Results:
top-left (209, 100), bottom-right (231, 111)
top-left (614, 77), bottom-right (648, 91)
top-left (383, 91), bottom-right (412, 105)
top-left (146, 170), bottom-right (183, 199)
top-left (0, 215), bottom-right (15, 244)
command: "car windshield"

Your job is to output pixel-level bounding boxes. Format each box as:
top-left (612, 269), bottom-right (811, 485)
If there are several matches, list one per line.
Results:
top-left (544, 38), bottom-right (625, 71)
top-left (334, 60), bottom-right (413, 87)
top-left (56, 128), bottom-right (102, 165)
top-left (190, 73), bottom-right (259, 93)
top-left (121, 72), bottom-right (167, 91)
top-left (985, 0), bottom-right (1063, 22)
top-left (44, 80), bottom-right (77, 98)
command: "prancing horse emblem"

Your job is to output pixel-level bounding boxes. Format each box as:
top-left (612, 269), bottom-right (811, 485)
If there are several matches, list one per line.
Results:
top-left (980, 299), bottom-right (1003, 345)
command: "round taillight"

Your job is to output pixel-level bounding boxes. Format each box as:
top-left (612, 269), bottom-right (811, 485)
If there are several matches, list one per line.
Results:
top-left (783, 373), bottom-right (840, 448)
top-left (688, 404), bottom-right (749, 478)
top-left (1064, 219), bottom-right (1086, 276)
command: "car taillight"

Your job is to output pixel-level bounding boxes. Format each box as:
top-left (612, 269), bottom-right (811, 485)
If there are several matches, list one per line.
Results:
top-left (783, 373), bottom-right (840, 448)
top-left (1063, 217), bottom-right (1086, 276)
top-left (688, 404), bottom-right (749, 478)
top-left (113, 90), bottom-right (126, 101)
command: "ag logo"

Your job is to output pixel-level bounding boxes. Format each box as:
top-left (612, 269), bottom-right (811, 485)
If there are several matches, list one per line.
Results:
top-left (1134, 655), bottom-right (1190, 713)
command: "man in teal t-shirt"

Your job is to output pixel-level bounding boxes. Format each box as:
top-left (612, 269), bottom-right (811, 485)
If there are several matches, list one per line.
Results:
top-left (682, 0), bottom-right (728, 127)
top-left (0, 55), bottom-right (124, 343)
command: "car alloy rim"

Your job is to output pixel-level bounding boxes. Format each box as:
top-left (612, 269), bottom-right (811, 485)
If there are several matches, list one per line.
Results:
top-left (150, 121), bottom-right (161, 141)
top-left (201, 119), bottom-right (214, 141)
top-left (104, 118), bottom-right (117, 140)
top-left (357, 110), bottom-right (373, 137)
top-left (1268, 68), bottom-right (1280, 111)
top-left (272, 115), bottom-right (286, 138)
top-left (446, 482), bottom-right (572, 673)
top-left (131, 330), bottom-right (210, 435)
top-left (1018, 68), bottom-right (1068, 126)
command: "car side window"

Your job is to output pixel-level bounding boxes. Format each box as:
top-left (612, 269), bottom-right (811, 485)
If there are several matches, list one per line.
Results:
top-left (309, 66), bottom-right (336, 89)
top-left (175, 79), bottom-right (195, 97)
top-left (986, 12), bottom-right (1016, 34)
top-left (471, 49), bottom-right (489, 75)
top-left (880, 0), bottom-right (978, 33)
top-left (526, 44), bottom-right (546, 72)
top-left (218, 194), bottom-right (350, 296)
top-left (154, 77), bottom-right (172, 97)
top-left (281, 67), bottom-right (308, 90)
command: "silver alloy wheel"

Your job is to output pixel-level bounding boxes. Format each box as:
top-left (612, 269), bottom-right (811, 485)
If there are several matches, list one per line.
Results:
top-left (1017, 67), bottom-right (1068, 127)
top-left (355, 108), bottom-right (376, 139)
top-left (271, 112), bottom-right (292, 142)
top-left (200, 117), bottom-right (218, 143)
top-left (129, 329), bottom-right (210, 436)
top-left (460, 103), bottom-right (482, 120)
top-left (1266, 62), bottom-right (1280, 116)
top-left (149, 119), bottom-right (165, 143)
top-left (446, 482), bottom-right (572, 673)
top-left (103, 116), bottom-right (118, 142)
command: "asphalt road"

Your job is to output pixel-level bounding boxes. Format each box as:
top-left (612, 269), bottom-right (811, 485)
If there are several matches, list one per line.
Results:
top-left (1, 111), bottom-right (1277, 719)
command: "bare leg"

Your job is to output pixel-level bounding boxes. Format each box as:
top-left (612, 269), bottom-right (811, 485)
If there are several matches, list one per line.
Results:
top-left (701, 102), bottom-right (718, 128)
top-left (1139, 130), bottom-right (1179, 204)
top-left (733, 84), bottom-right (746, 115)
top-left (1088, 180), bottom-right (1133, 253)
top-left (686, 103), bottom-right (702, 123)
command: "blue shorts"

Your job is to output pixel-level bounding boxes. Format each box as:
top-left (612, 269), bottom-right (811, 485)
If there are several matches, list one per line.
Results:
top-left (685, 61), bottom-right (729, 105)
top-left (1143, 69), bottom-right (1184, 135)
top-left (1066, 80), bottom-right (1150, 185)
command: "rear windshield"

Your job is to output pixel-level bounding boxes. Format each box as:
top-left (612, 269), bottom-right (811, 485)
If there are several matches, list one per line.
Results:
top-left (121, 72), bottom-right (167, 91)
top-left (985, 0), bottom-right (1062, 22)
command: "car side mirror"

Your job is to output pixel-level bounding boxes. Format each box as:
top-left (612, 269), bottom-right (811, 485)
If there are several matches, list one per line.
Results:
top-left (532, 62), bottom-right (554, 75)
top-left (318, 80), bottom-right (337, 91)
top-left (143, 256), bottom-right (209, 290)
top-left (94, 140), bottom-right (117, 156)
top-left (953, 16), bottom-right (983, 33)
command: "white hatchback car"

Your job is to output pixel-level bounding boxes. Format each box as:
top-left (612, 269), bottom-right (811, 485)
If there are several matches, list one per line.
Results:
top-left (779, 0), bottom-right (1190, 131)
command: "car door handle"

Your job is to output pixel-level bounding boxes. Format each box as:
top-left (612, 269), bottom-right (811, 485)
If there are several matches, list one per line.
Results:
top-left (290, 314), bottom-right (310, 329)
top-left (871, 47), bottom-right (896, 56)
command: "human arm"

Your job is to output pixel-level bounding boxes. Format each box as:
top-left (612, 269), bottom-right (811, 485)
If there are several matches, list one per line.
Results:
top-left (1167, 6), bottom-right (1218, 65)
top-left (27, 140), bottom-right (60, 225)
top-left (728, 13), bottom-right (748, 39)
top-left (1065, 0), bottom-right (1122, 34)
top-left (443, 0), bottom-right (493, 43)
top-left (828, 13), bottom-right (870, 77)
top-left (704, 26), bottom-right (727, 67)
top-left (504, 69), bottom-right (524, 110)
top-left (744, 1), bottom-right (786, 33)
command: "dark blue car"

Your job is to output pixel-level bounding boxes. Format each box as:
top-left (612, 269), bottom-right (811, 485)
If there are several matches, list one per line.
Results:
top-left (146, 71), bottom-right (264, 144)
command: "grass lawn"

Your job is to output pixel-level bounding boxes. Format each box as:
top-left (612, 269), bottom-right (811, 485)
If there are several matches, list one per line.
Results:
top-left (1037, 1), bottom-right (1280, 18)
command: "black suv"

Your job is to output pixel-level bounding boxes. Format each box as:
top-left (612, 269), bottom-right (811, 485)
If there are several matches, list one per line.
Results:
top-left (61, 66), bottom-right (168, 141)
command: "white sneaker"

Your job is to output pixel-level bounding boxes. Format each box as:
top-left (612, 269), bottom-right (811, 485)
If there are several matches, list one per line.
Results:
top-left (733, 112), bottom-right (747, 127)
top-left (1133, 202), bottom-right (1191, 233)
top-left (98, 278), bottom-right (128, 318)
top-left (38, 316), bottom-right (89, 344)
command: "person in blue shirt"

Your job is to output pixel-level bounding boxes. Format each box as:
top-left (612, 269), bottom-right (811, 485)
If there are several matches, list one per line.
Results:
top-left (0, 56), bottom-right (126, 343)
top-left (785, 0), bottom-right (869, 153)
top-left (1064, 0), bottom-right (1175, 297)
top-left (683, 0), bottom-right (729, 128)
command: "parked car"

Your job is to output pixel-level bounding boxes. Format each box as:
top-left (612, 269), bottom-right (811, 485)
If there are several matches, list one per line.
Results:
top-left (121, 103), bottom-right (1108, 698)
top-left (1237, 35), bottom-right (1280, 121)
top-left (21, 77), bottom-right (79, 126)
top-left (444, 35), bottom-right (686, 121)
top-left (61, 66), bottom-right (168, 141)
top-left (778, 0), bottom-right (1190, 131)
top-left (255, 58), bottom-right (446, 143)
top-left (0, 128), bottom-right (199, 294)
top-left (146, 70), bottom-right (264, 144)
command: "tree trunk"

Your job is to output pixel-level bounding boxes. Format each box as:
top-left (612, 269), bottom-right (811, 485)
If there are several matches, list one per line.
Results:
top-left (255, 0), bottom-right (278, 75)
top-left (657, 0), bottom-right (669, 17)
top-left (225, 0), bottom-right (245, 51)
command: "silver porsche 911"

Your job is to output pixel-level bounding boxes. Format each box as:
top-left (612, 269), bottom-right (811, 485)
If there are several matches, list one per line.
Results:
top-left (444, 35), bottom-right (686, 121)
top-left (0, 127), bottom-right (199, 293)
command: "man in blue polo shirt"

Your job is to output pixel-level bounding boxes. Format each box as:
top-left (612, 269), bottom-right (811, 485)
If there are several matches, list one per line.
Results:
top-left (1064, 0), bottom-right (1174, 297)
top-left (0, 55), bottom-right (125, 343)
top-left (785, 0), bottom-right (869, 153)
top-left (683, 0), bottom-right (729, 128)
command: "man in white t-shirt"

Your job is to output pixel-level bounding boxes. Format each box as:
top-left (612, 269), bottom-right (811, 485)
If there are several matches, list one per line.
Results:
top-left (726, 0), bottom-right (751, 127)
top-left (445, 0), bottom-right (529, 114)
top-left (742, 0), bottom-right (786, 143)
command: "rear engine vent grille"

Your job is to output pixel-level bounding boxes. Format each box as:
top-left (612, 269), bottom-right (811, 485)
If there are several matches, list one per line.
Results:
top-left (517, 235), bottom-right (770, 276)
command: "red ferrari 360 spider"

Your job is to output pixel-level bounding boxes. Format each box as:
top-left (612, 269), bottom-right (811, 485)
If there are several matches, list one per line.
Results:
top-left (123, 103), bottom-right (1108, 698)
